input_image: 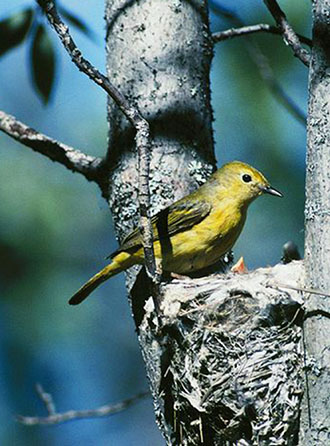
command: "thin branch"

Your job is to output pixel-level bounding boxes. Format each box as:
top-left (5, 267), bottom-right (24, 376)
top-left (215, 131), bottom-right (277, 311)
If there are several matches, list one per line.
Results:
top-left (0, 110), bottom-right (104, 183)
top-left (36, 1), bottom-right (160, 305)
top-left (263, 0), bottom-right (311, 66)
top-left (212, 23), bottom-right (312, 47)
top-left (268, 282), bottom-right (330, 298)
top-left (210, 3), bottom-right (306, 125)
top-left (213, 23), bottom-right (279, 42)
top-left (244, 40), bottom-right (307, 125)
top-left (35, 1), bottom-right (141, 126)
top-left (17, 384), bottom-right (149, 426)
top-left (35, 383), bottom-right (56, 415)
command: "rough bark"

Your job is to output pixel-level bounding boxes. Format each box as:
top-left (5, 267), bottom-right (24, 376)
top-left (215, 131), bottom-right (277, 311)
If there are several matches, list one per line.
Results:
top-left (102, 2), bottom-right (307, 445)
top-left (103, 1), bottom-right (216, 441)
top-left (300, 1), bottom-right (330, 444)
top-left (1, 0), bottom-right (323, 441)
top-left (104, 0), bottom-right (216, 244)
top-left (104, 1), bottom-right (217, 436)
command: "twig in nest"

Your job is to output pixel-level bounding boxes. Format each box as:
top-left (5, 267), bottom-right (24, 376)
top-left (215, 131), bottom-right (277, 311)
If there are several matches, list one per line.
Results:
top-left (268, 281), bottom-right (330, 298)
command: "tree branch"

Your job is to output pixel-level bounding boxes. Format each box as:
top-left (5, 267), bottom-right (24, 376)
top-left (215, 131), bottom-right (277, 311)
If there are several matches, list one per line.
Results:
top-left (212, 23), bottom-right (312, 47)
top-left (17, 383), bottom-right (149, 426)
top-left (210, 4), bottom-right (307, 125)
top-left (0, 110), bottom-right (104, 183)
top-left (263, 0), bottom-right (311, 66)
top-left (35, 1), bottom-right (143, 126)
top-left (36, 0), bottom-right (160, 305)
top-left (243, 39), bottom-right (307, 125)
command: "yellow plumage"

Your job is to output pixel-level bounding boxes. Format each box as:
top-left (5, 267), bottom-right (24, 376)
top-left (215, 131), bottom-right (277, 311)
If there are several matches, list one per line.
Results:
top-left (69, 161), bottom-right (282, 305)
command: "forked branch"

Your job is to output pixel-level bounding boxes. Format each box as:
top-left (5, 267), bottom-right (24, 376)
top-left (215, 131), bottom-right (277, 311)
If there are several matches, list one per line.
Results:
top-left (212, 23), bottom-right (312, 47)
top-left (211, 4), bottom-right (307, 125)
top-left (17, 383), bottom-right (149, 426)
top-left (263, 0), bottom-right (311, 66)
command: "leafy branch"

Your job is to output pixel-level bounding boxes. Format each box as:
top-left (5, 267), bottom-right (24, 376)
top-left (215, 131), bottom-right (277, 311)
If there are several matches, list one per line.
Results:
top-left (0, 3), bottom-right (94, 102)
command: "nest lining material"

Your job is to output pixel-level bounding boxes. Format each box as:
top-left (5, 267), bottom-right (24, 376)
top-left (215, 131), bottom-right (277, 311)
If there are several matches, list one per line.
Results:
top-left (140, 261), bottom-right (304, 445)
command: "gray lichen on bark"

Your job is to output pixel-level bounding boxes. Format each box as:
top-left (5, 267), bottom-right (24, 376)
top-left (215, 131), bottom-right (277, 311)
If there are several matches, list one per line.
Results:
top-left (300, 1), bottom-right (330, 444)
top-left (102, 1), bottom-right (311, 444)
top-left (104, 0), bottom-right (216, 243)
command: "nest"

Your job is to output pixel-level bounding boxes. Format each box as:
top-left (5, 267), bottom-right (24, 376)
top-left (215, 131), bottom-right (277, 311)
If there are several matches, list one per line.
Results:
top-left (140, 261), bottom-right (304, 446)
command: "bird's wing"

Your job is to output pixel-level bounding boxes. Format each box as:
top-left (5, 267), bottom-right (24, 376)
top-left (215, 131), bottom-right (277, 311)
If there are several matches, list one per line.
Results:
top-left (109, 199), bottom-right (212, 257)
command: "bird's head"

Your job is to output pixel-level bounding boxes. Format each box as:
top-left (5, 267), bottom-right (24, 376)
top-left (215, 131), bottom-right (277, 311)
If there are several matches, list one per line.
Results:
top-left (214, 161), bottom-right (282, 206)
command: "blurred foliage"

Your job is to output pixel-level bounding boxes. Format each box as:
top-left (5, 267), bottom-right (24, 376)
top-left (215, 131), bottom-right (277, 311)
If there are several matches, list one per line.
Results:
top-left (0, 8), bottom-right (33, 56)
top-left (31, 24), bottom-right (56, 103)
top-left (0, 1), bottom-right (93, 103)
top-left (58, 4), bottom-right (94, 39)
top-left (0, 0), bottom-right (309, 445)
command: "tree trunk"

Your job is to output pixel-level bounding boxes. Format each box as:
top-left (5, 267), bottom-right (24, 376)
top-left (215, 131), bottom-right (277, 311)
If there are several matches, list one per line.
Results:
top-left (104, 0), bottom-right (217, 440)
top-left (104, 0), bottom-right (216, 243)
top-left (103, 1), bottom-right (309, 445)
top-left (300, 1), bottom-right (330, 444)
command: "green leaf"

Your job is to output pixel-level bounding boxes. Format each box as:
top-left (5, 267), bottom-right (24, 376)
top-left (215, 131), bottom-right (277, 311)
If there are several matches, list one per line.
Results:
top-left (0, 8), bottom-right (34, 56)
top-left (31, 24), bottom-right (56, 104)
top-left (59, 6), bottom-right (93, 39)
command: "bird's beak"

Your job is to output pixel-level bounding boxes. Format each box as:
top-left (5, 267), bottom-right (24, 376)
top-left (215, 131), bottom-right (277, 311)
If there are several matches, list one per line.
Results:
top-left (261, 184), bottom-right (283, 197)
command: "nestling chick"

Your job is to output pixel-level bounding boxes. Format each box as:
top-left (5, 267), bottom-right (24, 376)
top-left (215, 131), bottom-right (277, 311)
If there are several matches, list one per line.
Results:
top-left (69, 161), bottom-right (282, 305)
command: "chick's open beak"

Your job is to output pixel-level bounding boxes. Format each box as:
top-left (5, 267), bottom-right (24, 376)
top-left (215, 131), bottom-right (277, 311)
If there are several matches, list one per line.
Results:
top-left (261, 184), bottom-right (283, 197)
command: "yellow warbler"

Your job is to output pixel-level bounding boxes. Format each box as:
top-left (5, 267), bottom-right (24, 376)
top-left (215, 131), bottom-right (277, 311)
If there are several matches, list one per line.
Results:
top-left (70, 161), bottom-right (282, 305)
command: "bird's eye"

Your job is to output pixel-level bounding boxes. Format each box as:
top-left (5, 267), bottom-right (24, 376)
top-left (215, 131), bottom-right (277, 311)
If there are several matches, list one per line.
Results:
top-left (242, 174), bottom-right (252, 183)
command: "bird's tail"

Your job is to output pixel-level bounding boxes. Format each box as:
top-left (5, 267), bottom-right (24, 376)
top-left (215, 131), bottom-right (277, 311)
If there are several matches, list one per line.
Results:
top-left (69, 252), bottom-right (132, 305)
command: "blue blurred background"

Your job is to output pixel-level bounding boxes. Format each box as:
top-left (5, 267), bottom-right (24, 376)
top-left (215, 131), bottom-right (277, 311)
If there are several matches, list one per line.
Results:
top-left (0, 1), bottom-right (309, 444)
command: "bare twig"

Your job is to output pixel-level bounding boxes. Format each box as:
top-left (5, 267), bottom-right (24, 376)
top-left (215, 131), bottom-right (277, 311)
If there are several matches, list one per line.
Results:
top-left (263, 0), bottom-right (311, 66)
top-left (0, 110), bottom-right (103, 183)
top-left (36, 1), bottom-right (160, 305)
top-left (268, 282), bottom-right (330, 298)
top-left (35, 383), bottom-right (56, 415)
top-left (210, 3), bottom-right (306, 125)
top-left (17, 384), bottom-right (149, 426)
top-left (245, 40), bottom-right (307, 125)
top-left (212, 23), bottom-right (312, 47)
top-left (213, 23), bottom-right (278, 42)
top-left (35, 1), bottom-right (143, 126)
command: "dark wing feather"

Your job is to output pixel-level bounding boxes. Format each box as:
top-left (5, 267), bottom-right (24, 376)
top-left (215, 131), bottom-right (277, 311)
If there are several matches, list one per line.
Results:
top-left (109, 199), bottom-right (211, 258)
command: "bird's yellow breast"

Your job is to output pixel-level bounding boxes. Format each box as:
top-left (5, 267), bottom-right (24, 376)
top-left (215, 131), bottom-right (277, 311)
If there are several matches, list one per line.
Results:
top-left (150, 202), bottom-right (246, 273)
